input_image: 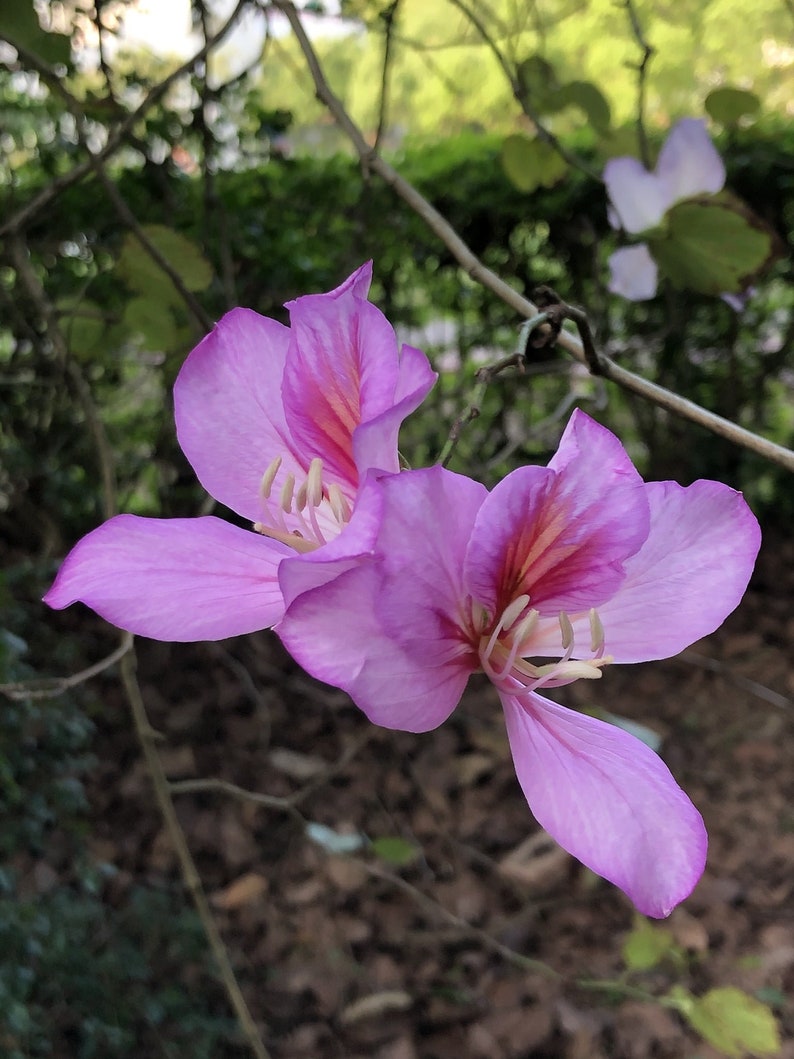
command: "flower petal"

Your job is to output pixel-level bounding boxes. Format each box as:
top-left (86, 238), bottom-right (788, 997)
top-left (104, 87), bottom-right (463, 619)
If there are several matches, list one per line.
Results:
top-left (281, 276), bottom-right (404, 489)
top-left (570, 479), bottom-right (761, 662)
top-left (608, 244), bottom-right (659, 301)
top-left (603, 157), bottom-right (668, 233)
top-left (465, 410), bottom-right (649, 617)
top-left (44, 515), bottom-right (291, 641)
top-left (502, 692), bottom-right (707, 917)
top-left (656, 118), bottom-right (725, 205)
top-left (278, 561), bottom-right (471, 733)
top-left (326, 259), bottom-right (372, 300)
top-left (352, 343), bottom-right (437, 477)
top-left (174, 308), bottom-right (296, 523)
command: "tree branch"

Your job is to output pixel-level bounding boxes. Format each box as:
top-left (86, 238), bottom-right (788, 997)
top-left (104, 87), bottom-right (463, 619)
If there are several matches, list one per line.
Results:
top-left (274, 0), bottom-right (794, 475)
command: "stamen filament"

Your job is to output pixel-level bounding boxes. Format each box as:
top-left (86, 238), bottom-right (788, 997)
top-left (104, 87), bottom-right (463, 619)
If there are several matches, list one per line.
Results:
top-left (279, 473), bottom-right (296, 513)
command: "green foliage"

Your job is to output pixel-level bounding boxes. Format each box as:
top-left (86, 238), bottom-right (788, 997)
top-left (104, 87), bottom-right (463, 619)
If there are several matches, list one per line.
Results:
top-left (668, 985), bottom-right (781, 1057)
top-left (370, 836), bottom-right (420, 866)
top-left (501, 134), bottom-right (569, 192)
top-left (0, 885), bottom-right (237, 1059)
top-left (648, 192), bottom-right (782, 296)
top-left (0, 0), bottom-right (71, 66)
top-left (622, 917), bottom-right (682, 972)
top-left (706, 87), bottom-right (762, 126)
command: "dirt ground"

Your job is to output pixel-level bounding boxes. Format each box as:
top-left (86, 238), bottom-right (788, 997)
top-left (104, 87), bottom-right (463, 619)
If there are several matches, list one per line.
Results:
top-left (56, 528), bottom-right (794, 1057)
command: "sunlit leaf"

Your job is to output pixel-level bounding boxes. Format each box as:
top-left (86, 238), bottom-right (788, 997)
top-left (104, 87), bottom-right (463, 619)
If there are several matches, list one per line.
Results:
top-left (118, 225), bottom-right (213, 300)
top-left (549, 80), bottom-right (611, 131)
top-left (705, 87), bottom-right (761, 125)
top-left (622, 917), bottom-right (678, 971)
top-left (501, 134), bottom-right (568, 193)
top-left (123, 296), bottom-right (179, 353)
top-left (370, 836), bottom-right (419, 866)
top-left (648, 193), bottom-right (782, 296)
top-left (682, 987), bottom-right (781, 1057)
top-left (516, 54), bottom-right (560, 111)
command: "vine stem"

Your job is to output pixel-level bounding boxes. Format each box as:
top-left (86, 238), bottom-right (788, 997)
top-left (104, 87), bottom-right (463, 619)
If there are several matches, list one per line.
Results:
top-left (274, 0), bottom-right (794, 476)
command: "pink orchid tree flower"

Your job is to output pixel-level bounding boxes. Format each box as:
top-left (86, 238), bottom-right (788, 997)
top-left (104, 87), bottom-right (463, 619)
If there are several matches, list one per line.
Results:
top-left (604, 118), bottom-right (725, 300)
top-left (44, 263), bottom-right (436, 640)
top-left (277, 410), bottom-right (761, 917)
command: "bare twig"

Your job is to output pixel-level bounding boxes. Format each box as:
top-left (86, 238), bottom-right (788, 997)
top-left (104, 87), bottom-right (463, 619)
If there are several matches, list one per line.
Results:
top-left (275, 0), bottom-right (794, 475)
top-left (676, 650), bottom-right (792, 712)
top-left (621, 0), bottom-right (654, 168)
top-left (374, 1), bottom-right (401, 152)
top-left (0, 0), bottom-right (248, 237)
top-left (446, 0), bottom-right (599, 180)
top-left (121, 654), bottom-right (272, 1059)
top-left (0, 634), bottom-right (134, 701)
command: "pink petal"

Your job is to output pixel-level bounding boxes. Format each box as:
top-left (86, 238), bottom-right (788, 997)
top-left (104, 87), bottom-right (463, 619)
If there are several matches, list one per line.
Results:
top-left (352, 343), bottom-right (437, 476)
top-left (174, 308), bottom-right (297, 523)
top-left (277, 562), bottom-right (471, 733)
top-left (603, 157), bottom-right (668, 233)
top-left (656, 118), bottom-right (725, 205)
top-left (570, 479), bottom-right (761, 663)
top-left (608, 245), bottom-right (659, 301)
top-left (326, 260), bottom-right (372, 300)
top-left (281, 278), bottom-right (405, 489)
top-left (278, 466), bottom-right (486, 731)
top-left (44, 515), bottom-right (291, 641)
top-left (502, 692), bottom-right (707, 917)
top-left (464, 410), bottom-right (649, 617)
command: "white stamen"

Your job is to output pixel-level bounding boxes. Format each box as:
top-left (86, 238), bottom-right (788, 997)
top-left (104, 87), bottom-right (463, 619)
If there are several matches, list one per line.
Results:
top-left (501, 593), bottom-right (531, 631)
top-left (559, 611), bottom-right (574, 651)
top-left (279, 473), bottom-right (295, 513)
top-left (307, 458), bottom-right (324, 508)
top-left (295, 479), bottom-right (308, 511)
top-left (328, 483), bottom-right (351, 524)
top-left (589, 608), bottom-right (605, 654)
top-left (259, 456), bottom-right (282, 500)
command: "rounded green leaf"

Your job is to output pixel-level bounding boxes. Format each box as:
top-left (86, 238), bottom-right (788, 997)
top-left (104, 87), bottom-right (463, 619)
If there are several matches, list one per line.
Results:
top-left (60, 300), bottom-right (107, 360)
top-left (705, 87), bottom-right (761, 125)
top-left (648, 193), bottom-right (781, 296)
top-left (684, 987), bottom-right (780, 1057)
top-left (516, 55), bottom-right (560, 111)
top-left (622, 919), bottom-right (677, 971)
top-left (501, 134), bottom-right (568, 193)
top-left (549, 80), bottom-right (611, 131)
top-left (123, 296), bottom-right (179, 353)
top-left (118, 225), bottom-right (213, 300)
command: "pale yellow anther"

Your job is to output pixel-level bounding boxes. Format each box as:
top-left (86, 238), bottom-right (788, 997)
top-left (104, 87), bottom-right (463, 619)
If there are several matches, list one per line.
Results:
top-left (589, 608), bottom-right (605, 654)
top-left (512, 607), bottom-right (539, 646)
top-left (259, 456), bottom-right (282, 500)
top-left (295, 480), bottom-right (308, 511)
top-left (328, 483), bottom-right (351, 524)
top-left (307, 458), bottom-right (324, 508)
top-left (501, 594), bottom-right (531, 631)
top-left (559, 611), bottom-right (574, 651)
top-left (279, 472), bottom-right (296, 512)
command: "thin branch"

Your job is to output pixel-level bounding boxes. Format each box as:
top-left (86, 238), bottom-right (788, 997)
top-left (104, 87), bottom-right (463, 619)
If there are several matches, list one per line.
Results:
top-left (374, 0), bottom-right (401, 152)
top-left (274, 0), bottom-right (794, 475)
top-left (0, 0), bottom-right (248, 237)
top-left (621, 0), bottom-right (654, 168)
top-left (446, 0), bottom-right (599, 180)
top-left (0, 634), bottom-right (134, 701)
top-left (120, 654), bottom-right (273, 1059)
top-left (676, 650), bottom-right (792, 712)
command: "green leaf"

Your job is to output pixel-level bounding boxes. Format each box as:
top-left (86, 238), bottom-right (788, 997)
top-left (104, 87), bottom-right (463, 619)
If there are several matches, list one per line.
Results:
top-left (705, 87), bottom-right (761, 126)
top-left (501, 135), bottom-right (568, 193)
top-left (122, 297), bottom-right (179, 353)
top-left (648, 193), bottom-right (782, 296)
top-left (682, 988), bottom-right (780, 1057)
top-left (371, 836), bottom-right (419, 866)
top-left (0, 0), bottom-right (71, 66)
top-left (548, 80), bottom-right (611, 131)
top-left (622, 918), bottom-right (678, 971)
top-left (516, 55), bottom-right (560, 111)
top-left (60, 299), bottom-right (107, 360)
top-left (118, 225), bottom-right (213, 301)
